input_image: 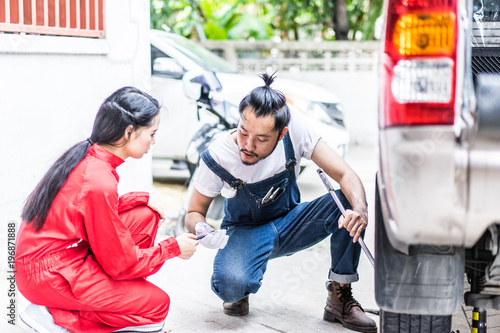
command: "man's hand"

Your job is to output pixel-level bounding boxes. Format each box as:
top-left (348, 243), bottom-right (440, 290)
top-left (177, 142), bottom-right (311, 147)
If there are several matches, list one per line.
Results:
top-left (195, 222), bottom-right (229, 249)
top-left (338, 209), bottom-right (368, 243)
top-left (174, 233), bottom-right (198, 259)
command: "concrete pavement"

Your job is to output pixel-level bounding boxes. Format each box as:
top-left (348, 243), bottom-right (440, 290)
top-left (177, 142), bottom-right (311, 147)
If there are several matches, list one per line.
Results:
top-left (148, 143), bottom-right (380, 332)
top-left (0, 143), bottom-right (482, 332)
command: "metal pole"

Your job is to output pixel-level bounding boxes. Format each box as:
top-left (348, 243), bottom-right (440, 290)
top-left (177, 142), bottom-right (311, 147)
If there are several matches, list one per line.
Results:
top-left (471, 307), bottom-right (487, 333)
top-left (317, 168), bottom-right (375, 268)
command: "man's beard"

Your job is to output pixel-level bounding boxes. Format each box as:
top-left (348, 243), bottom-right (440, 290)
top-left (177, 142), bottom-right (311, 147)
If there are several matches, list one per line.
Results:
top-left (240, 139), bottom-right (280, 166)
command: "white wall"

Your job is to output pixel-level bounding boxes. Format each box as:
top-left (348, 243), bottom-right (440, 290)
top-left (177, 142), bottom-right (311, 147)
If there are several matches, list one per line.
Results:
top-left (200, 40), bottom-right (380, 146)
top-left (0, 1), bottom-right (152, 226)
top-left (279, 71), bottom-right (379, 146)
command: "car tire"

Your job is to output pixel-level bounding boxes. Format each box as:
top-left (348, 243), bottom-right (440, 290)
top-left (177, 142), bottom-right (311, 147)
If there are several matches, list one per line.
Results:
top-left (380, 310), bottom-right (452, 333)
top-left (375, 177), bottom-right (453, 332)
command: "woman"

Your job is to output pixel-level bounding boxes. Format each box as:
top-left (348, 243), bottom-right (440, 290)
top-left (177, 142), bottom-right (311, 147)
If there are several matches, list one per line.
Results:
top-left (15, 87), bottom-right (198, 333)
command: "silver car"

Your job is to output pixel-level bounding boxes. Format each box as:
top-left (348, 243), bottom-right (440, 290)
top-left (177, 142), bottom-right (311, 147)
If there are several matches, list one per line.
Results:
top-left (149, 29), bottom-right (349, 178)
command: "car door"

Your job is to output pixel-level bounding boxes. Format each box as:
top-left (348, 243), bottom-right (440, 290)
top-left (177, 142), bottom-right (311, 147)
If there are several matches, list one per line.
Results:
top-left (149, 43), bottom-right (204, 162)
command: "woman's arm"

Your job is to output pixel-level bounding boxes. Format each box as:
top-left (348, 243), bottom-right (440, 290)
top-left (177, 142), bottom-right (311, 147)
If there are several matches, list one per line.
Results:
top-left (81, 181), bottom-right (181, 280)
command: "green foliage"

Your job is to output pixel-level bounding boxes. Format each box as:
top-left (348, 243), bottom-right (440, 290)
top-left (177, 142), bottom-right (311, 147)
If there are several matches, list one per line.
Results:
top-left (360, 0), bottom-right (384, 40)
top-left (150, 0), bottom-right (196, 35)
top-left (228, 14), bottom-right (271, 40)
top-left (345, 0), bottom-right (383, 40)
top-left (204, 22), bottom-right (228, 39)
top-left (150, 0), bottom-right (383, 41)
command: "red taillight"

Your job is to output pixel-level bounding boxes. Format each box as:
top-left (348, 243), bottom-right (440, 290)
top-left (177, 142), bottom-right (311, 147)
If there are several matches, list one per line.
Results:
top-left (380, 0), bottom-right (457, 127)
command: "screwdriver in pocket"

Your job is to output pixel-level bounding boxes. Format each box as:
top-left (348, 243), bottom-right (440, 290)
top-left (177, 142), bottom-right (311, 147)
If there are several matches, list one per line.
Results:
top-left (317, 168), bottom-right (375, 268)
top-left (261, 187), bottom-right (274, 205)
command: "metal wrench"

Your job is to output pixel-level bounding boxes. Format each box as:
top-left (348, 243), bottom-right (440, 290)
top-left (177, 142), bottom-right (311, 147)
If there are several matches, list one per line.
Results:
top-left (317, 168), bottom-right (375, 268)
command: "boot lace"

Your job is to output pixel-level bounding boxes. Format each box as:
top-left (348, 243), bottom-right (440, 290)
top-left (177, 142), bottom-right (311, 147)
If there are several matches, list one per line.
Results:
top-left (336, 285), bottom-right (363, 314)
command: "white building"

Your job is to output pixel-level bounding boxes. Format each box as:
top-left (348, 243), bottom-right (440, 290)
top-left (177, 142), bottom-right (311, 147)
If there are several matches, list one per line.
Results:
top-left (0, 1), bottom-right (153, 240)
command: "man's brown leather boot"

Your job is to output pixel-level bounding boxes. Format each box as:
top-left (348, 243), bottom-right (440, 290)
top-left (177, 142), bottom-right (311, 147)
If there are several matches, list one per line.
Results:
top-left (323, 281), bottom-right (377, 333)
top-left (223, 296), bottom-right (249, 316)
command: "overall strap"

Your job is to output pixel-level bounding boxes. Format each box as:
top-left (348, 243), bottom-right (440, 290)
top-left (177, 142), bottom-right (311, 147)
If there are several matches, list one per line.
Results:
top-left (200, 150), bottom-right (245, 189)
top-left (283, 132), bottom-right (297, 170)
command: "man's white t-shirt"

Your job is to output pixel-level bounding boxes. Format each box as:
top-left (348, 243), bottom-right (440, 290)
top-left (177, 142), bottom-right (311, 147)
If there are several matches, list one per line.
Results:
top-left (194, 114), bottom-right (322, 199)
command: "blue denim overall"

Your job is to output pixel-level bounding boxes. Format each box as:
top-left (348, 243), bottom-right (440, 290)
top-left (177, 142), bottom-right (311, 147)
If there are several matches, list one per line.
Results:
top-left (201, 133), bottom-right (362, 303)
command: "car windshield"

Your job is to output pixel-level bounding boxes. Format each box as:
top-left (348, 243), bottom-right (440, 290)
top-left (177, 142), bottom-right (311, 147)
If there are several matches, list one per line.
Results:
top-left (165, 34), bottom-right (237, 73)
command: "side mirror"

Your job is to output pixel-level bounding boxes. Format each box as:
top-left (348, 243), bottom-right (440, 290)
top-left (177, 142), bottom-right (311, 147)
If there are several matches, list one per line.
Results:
top-left (182, 71), bottom-right (222, 101)
top-left (152, 57), bottom-right (184, 79)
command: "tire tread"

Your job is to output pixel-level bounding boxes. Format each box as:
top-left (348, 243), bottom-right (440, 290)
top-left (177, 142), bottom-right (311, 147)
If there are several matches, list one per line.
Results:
top-left (381, 310), bottom-right (451, 333)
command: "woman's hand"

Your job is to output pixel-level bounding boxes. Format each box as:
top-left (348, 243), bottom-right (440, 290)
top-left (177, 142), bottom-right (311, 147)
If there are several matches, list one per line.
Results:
top-left (175, 233), bottom-right (199, 260)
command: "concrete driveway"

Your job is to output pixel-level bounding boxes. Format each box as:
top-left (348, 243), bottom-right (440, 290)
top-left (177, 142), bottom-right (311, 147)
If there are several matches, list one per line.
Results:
top-left (3, 143), bottom-right (477, 332)
top-left (148, 143), bottom-right (379, 332)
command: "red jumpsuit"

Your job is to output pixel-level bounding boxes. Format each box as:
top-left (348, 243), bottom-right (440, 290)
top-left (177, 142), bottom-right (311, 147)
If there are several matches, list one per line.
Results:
top-left (15, 144), bottom-right (181, 332)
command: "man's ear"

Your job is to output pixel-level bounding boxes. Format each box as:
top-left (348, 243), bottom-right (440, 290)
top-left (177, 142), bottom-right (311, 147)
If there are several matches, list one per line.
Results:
top-left (278, 127), bottom-right (288, 141)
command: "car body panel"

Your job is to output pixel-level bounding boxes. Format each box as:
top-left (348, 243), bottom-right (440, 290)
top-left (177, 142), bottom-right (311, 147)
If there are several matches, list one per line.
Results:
top-left (377, 0), bottom-right (500, 252)
top-left (377, 127), bottom-right (465, 252)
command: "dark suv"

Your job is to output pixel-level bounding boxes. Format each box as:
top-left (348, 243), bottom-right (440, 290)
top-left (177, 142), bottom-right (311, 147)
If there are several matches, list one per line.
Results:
top-left (376, 0), bottom-right (500, 331)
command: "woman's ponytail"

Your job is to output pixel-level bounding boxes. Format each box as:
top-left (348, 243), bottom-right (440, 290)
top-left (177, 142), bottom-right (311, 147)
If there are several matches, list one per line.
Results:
top-left (22, 86), bottom-right (159, 230)
top-left (21, 141), bottom-right (91, 231)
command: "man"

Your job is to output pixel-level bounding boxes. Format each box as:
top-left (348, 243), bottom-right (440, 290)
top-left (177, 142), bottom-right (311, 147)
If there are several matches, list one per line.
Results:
top-left (185, 73), bottom-right (377, 333)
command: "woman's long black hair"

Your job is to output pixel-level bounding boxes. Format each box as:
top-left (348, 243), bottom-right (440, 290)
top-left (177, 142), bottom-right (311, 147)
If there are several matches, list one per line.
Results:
top-left (239, 72), bottom-right (290, 133)
top-left (21, 87), bottom-right (160, 231)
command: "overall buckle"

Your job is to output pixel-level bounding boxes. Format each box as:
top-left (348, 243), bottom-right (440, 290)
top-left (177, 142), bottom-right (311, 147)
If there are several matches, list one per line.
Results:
top-left (230, 179), bottom-right (245, 189)
top-left (286, 159), bottom-right (297, 170)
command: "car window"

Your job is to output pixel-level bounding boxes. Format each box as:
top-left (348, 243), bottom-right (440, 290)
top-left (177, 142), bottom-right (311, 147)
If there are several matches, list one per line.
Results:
top-left (151, 45), bottom-right (173, 73)
top-left (162, 34), bottom-right (237, 74)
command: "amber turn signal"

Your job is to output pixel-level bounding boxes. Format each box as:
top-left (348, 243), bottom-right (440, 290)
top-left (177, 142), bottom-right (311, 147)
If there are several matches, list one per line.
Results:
top-left (393, 12), bottom-right (456, 56)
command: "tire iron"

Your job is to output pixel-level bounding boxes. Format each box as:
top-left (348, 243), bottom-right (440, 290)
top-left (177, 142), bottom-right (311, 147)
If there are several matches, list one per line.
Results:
top-left (317, 168), bottom-right (375, 268)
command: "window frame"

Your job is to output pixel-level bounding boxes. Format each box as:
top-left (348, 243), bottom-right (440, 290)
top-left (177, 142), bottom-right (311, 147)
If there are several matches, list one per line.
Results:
top-left (0, 0), bottom-right (105, 39)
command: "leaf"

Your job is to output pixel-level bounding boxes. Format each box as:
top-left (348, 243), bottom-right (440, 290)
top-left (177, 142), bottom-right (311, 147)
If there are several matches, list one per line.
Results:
top-left (227, 14), bottom-right (270, 40)
top-left (204, 22), bottom-right (229, 39)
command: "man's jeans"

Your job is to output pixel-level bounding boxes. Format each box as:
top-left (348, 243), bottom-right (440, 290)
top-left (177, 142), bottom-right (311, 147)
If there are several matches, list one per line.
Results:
top-left (211, 191), bottom-right (363, 303)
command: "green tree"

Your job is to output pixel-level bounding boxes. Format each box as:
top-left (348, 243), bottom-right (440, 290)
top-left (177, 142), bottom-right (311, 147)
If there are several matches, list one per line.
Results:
top-left (263, 0), bottom-right (326, 40)
top-left (323, 0), bottom-right (382, 40)
top-left (359, 0), bottom-right (384, 40)
top-left (151, 0), bottom-right (272, 39)
top-left (150, 0), bottom-right (195, 36)
top-left (150, 0), bottom-right (382, 41)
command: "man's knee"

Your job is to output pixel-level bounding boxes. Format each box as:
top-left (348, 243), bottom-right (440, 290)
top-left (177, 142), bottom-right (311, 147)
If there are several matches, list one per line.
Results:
top-left (335, 190), bottom-right (351, 209)
top-left (320, 190), bottom-right (351, 210)
top-left (212, 270), bottom-right (257, 303)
